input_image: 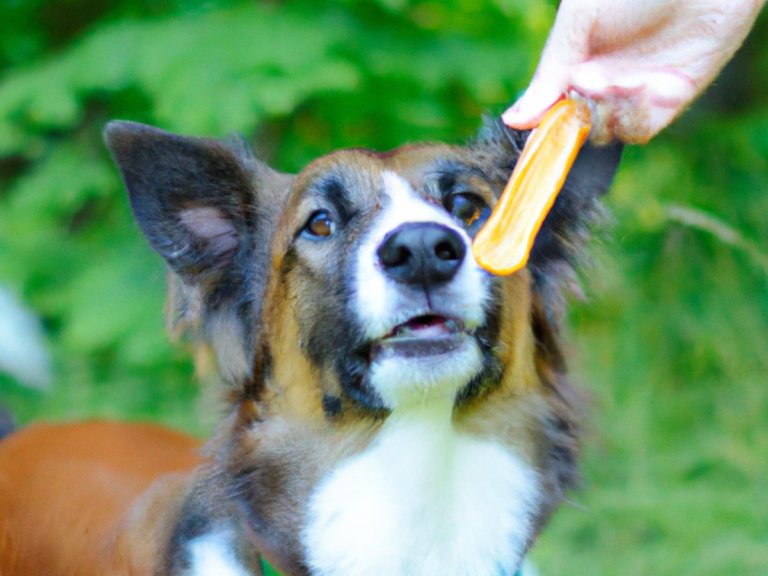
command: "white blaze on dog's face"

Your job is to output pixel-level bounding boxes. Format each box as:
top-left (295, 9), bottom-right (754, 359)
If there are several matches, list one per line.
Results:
top-left (353, 170), bottom-right (488, 409)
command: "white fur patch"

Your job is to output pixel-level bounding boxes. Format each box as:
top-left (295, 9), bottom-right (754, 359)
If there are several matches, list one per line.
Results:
top-left (303, 398), bottom-right (540, 576)
top-left (352, 170), bottom-right (490, 409)
top-left (353, 171), bottom-right (487, 341)
top-left (186, 530), bottom-right (253, 576)
top-left (369, 337), bottom-right (483, 409)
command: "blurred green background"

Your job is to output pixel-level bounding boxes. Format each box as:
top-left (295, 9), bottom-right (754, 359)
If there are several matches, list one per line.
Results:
top-left (0, 0), bottom-right (766, 574)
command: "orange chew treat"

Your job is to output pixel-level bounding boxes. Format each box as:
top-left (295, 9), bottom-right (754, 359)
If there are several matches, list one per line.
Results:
top-left (473, 99), bottom-right (592, 275)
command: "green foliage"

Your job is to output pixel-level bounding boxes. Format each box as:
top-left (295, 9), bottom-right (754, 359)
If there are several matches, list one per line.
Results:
top-left (0, 1), bottom-right (766, 574)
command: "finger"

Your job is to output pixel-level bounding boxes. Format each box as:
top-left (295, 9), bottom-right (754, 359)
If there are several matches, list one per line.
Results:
top-left (614, 101), bottom-right (685, 145)
top-left (570, 62), bottom-right (697, 143)
top-left (502, 73), bottom-right (568, 129)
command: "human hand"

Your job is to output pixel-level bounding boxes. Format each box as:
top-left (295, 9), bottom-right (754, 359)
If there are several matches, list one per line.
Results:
top-left (502, 0), bottom-right (765, 144)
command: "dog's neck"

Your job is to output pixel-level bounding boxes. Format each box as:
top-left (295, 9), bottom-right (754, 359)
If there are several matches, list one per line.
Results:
top-left (188, 393), bottom-right (538, 576)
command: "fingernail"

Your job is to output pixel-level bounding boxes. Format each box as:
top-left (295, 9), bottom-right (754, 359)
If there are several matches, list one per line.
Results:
top-left (501, 105), bottom-right (521, 126)
top-left (502, 99), bottom-right (541, 129)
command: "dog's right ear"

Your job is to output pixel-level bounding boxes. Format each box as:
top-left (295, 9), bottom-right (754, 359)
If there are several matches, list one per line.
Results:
top-left (104, 121), bottom-right (293, 383)
top-left (105, 121), bottom-right (262, 280)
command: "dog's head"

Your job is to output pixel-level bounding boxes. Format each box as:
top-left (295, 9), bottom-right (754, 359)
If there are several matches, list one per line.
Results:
top-left (106, 120), bottom-right (621, 572)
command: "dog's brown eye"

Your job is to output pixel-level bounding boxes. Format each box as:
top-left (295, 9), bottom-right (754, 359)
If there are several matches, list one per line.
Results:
top-left (447, 194), bottom-right (490, 237)
top-left (304, 210), bottom-right (334, 238)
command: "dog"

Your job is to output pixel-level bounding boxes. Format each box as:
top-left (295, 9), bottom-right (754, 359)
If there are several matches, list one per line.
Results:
top-left (0, 117), bottom-right (621, 576)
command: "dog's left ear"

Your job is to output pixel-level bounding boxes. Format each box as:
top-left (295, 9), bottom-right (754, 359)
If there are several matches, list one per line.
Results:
top-left (474, 117), bottom-right (622, 274)
top-left (531, 132), bottom-right (623, 274)
top-left (473, 117), bottom-right (623, 317)
top-left (105, 121), bottom-right (293, 383)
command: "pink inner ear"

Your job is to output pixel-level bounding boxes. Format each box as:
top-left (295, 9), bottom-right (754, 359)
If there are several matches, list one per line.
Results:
top-left (180, 206), bottom-right (239, 255)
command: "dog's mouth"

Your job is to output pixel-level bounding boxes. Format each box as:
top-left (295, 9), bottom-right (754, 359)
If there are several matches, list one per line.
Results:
top-left (382, 314), bottom-right (464, 340)
top-left (370, 314), bottom-right (471, 360)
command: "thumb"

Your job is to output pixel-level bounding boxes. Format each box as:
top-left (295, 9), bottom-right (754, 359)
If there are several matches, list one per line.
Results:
top-left (502, 66), bottom-right (569, 129)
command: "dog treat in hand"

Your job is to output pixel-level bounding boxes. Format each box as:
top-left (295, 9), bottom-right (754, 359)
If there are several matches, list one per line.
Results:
top-left (473, 99), bottom-right (592, 275)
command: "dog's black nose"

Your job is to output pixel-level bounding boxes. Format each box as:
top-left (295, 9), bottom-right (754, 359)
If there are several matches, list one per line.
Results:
top-left (377, 222), bottom-right (466, 288)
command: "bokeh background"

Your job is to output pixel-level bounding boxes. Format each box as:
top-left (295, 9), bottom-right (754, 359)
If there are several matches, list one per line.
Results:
top-left (0, 1), bottom-right (766, 574)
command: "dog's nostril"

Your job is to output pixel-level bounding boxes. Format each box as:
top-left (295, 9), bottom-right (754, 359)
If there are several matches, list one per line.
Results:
top-left (435, 241), bottom-right (458, 261)
top-left (379, 243), bottom-right (411, 268)
top-left (392, 246), bottom-right (411, 266)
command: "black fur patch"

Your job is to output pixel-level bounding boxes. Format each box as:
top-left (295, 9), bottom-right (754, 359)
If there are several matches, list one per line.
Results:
top-left (280, 244), bottom-right (299, 276)
top-left (335, 354), bottom-right (389, 413)
top-left (530, 140), bottom-right (623, 271)
top-left (242, 342), bottom-right (272, 401)
top-left (229, 463), bottom-right (313, 576)
top-left (321, 394), bottom-right (343, 418)
top-left (165, 504), bottom-right (214, 572)
top-left (546, 414), bottom-right (580, 492)
top-left (319, 176), bottom-right (353, 223)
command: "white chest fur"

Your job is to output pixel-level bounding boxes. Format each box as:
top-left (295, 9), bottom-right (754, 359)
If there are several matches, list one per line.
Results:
top-left (303, 399), bottom-right (540, 576)
top-left (186, 530), bottom-right (252, 576)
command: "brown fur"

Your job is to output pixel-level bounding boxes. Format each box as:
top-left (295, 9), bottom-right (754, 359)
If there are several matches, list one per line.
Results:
top-left (0, 422), bottom-right (201, 576)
